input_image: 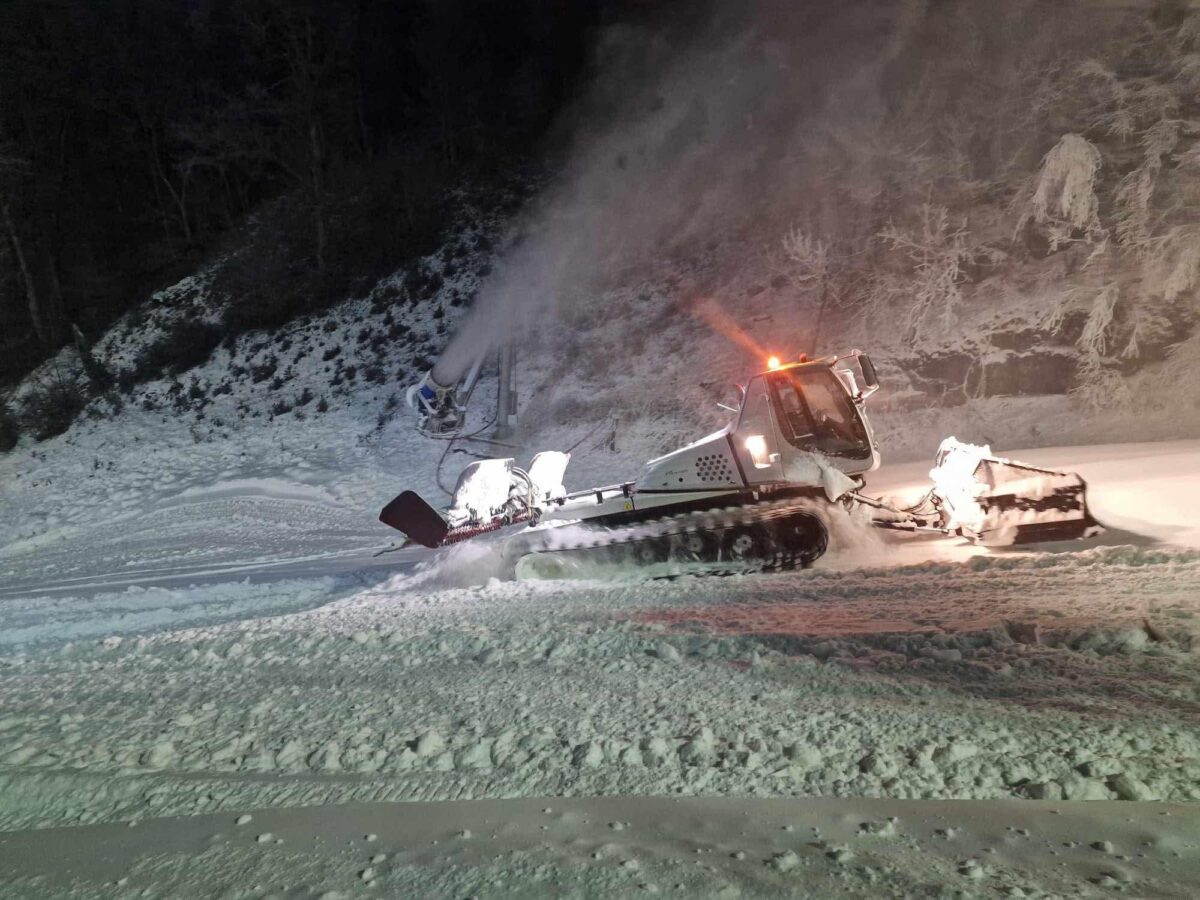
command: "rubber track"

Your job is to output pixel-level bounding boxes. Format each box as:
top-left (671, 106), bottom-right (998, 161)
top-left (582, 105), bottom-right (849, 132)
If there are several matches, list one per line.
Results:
top-left (512, 496), bottom-right (833, 574)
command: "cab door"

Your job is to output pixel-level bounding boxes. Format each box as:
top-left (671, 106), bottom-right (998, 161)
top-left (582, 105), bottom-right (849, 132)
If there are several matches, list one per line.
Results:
top-left (731, 375), bottom-right (786, 484)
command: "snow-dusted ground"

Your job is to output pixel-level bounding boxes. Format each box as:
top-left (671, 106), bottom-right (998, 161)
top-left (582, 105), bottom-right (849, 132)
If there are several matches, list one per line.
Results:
top-left (2, 435), bottom-right (1199, 896)
top-left (3, 796), bottom-right (1197, 898)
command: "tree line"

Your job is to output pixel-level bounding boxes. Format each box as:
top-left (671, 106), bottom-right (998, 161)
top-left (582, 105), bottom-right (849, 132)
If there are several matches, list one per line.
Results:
top-left (0, 0), bottom-right (608, 383)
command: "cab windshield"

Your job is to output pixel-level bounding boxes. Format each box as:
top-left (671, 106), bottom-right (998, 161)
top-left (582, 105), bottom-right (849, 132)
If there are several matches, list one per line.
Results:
top-left (767, 368), bottom-right (870, 459)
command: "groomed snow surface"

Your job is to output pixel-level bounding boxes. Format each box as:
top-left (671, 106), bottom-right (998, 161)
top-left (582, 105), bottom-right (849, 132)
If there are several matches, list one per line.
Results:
top-left (1, 437), bottom-right (1199, 896)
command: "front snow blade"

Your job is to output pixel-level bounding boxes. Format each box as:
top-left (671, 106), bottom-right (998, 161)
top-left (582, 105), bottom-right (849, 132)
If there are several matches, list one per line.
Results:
top-left (971, 459), bottom-right (1100, 546)
top-left (379, 490), bottom-right (450, 548)
top-left (930, 438), bottom-right (1102, 547)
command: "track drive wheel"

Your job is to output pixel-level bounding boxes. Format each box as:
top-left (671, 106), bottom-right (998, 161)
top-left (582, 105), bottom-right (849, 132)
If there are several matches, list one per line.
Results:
top-left (668, 530), bottom-right (719, 564)
top-left (631, 536), bottom-right (670, 565)
top-left (774, 512), bottom-right (829, 569)
top-left (720, 524), bottom-right (772, 564)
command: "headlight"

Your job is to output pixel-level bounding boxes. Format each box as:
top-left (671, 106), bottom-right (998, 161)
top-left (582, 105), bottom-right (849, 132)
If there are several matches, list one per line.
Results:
top-left (744, 434), bottom-right (771, 468)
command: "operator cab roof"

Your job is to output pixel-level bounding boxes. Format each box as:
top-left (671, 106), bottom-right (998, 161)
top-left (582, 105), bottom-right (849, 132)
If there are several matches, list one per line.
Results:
top-left (756, 355), bottom-right (837, 377)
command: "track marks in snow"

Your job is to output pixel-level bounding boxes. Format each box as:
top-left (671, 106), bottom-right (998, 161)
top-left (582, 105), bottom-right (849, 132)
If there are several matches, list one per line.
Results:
top-left (1, 545), bottom-right (1198, 833)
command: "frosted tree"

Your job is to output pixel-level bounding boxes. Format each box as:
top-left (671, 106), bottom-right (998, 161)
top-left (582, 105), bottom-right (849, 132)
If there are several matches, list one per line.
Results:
top-left (1113, 119), bottom-right (1180, 250)
top-left (1025, 133), bottom-right (1105, 251)
top-left (1071, 284), bottom-right (1131, 411)
top-left (782, 226), bottom-right (839, 355)
top-left (876, 204), bottom-right (991, 341)
top-left (1164, 332), bottom-right (1200, 398)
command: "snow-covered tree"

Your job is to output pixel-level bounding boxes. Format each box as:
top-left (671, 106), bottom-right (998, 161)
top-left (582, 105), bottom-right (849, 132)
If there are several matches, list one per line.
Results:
top-left (1026, 134), bottom-right (1105, 251)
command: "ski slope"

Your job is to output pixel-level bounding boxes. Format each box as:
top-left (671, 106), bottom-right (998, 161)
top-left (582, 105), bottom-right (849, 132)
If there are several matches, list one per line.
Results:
top-left (1, 439), bottom-right (1199, 896)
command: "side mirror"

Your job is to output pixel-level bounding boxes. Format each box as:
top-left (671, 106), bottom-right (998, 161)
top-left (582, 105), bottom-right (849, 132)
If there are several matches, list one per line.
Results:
top-left (859, 354), bottom-right (878, 389)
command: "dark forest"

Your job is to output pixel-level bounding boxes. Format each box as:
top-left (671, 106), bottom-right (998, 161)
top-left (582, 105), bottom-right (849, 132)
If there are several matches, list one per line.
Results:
top-left (0, 0), bottom-right (615, 382)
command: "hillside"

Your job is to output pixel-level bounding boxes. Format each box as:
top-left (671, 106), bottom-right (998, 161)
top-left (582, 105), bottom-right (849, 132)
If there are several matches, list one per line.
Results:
top-left (4, 2), bottom-right (1200, 504)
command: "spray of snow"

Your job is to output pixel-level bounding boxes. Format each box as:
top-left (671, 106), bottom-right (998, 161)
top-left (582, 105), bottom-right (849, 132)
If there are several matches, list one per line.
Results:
top-left (432, 0), bottom-right (941, 383)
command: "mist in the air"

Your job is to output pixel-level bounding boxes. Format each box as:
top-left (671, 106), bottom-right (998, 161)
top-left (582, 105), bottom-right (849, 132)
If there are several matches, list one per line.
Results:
top-left (433, 0), bottom-right (1096, 385)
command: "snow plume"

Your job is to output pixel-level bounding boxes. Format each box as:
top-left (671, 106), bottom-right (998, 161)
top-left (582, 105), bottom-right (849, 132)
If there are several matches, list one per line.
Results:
top-left (431, 0), bottom-right (948, 384)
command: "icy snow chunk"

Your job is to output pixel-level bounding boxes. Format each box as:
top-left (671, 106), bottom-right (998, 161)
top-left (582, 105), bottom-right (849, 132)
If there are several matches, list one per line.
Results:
top-left (618, 746), bottom-right (645, 767)
top-left (1078, 758), bottom-right (1122, 778)
top-left (826, 845), bottom-right (855, 864)
top-left (414, 730), bottom-right (445, 758)
top-left (1110, 773), bottom-right (1158, 801)
top-left (740, 750), bottom-right (764, 770)
top-left (1060, 774), bottom-right (1112, 801)
top-left (392, 747), bottom-right (418, 769)
top-left (141, 741), bottom-right (175, 768)
top-left (785, 744), bottom-right (823, 771)
top-left (679, 727), bottom-right (716, 766)
top-left (573, 740), bottom-right (605, 768)
top-left (1023, 782), bottom-right (1063, 801)
top-left (242, 747), bottom-right (276, 772)
top-left (307, 740), bottom-right (342, 772)
top-left (957, 859), bottom-right (986, 879)
top-left (933, 741), bottom-right (979, 766)
top-left (456, 741), bottom-right (493, 770)
top-left (643, 737), bottom-right (672, 766)
top-left (235, 814), bottom-right (252, 826)
top-left (860, 752), bottom-right (899, 778)
top-left (255, 832), bottom-right (273, 843)
top-left (857, 818), bottom-right (899, 838)
top-left (274, 740), bottom-right (306, 770)
top-left (653, 642), bottom-right (682, 663)
top-left (770, 850), bottom-right (800, 873)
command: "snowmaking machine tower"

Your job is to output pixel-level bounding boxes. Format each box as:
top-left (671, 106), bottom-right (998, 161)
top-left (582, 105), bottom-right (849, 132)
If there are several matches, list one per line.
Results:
top-left (405, 307), bottom-right (518, 438)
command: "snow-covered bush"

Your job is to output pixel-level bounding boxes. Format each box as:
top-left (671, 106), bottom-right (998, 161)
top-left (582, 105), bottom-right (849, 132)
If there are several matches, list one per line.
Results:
top-left (18, 365), bottom-right (87, 441)
top-left (130, 320), bottom-right (224, 384)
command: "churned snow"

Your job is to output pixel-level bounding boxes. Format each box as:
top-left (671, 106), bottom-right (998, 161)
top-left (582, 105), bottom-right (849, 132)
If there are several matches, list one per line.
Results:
top-left (2, 435), bottom-right (1200, 895)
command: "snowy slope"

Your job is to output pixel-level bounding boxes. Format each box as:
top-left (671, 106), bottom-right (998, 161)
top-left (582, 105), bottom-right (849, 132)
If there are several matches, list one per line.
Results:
top-left (2, 184), bottom-right (1200, 900)
top-left (4, 372), bottom-right (1200, 900)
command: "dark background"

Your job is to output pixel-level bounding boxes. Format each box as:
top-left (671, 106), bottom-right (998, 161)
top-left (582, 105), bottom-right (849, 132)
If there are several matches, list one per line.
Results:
top-left (0, 0), bottom-right (646, 383)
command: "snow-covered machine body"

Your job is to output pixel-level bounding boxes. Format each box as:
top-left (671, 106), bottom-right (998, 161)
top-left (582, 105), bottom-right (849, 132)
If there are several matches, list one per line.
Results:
top-left (382, 350), bottom-right (1100, 569)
